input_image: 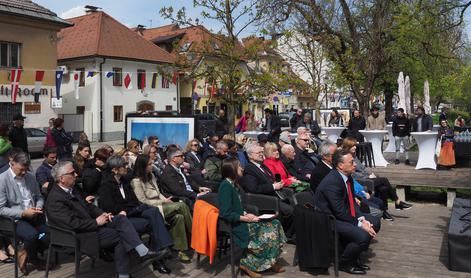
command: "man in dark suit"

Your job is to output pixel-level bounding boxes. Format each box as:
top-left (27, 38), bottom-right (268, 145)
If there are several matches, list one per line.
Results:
top-left (294, 133), bottom-right (318, 181)
top-left (239, 144), bottom-right (295, 237)
top-left (262, 108), bottom-right (281, 142)
top-left (46, 161), bottom-right (160, 278)
top-left (160, 149), bottom-right (210, 205)
top-left (314, 149), bottom-right (381, 275)
top-left (309, 142), bottom-right (337, 193)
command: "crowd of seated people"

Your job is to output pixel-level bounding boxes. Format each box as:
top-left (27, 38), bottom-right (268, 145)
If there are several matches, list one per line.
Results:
top-left (0, 115), bottom-right (419, 277)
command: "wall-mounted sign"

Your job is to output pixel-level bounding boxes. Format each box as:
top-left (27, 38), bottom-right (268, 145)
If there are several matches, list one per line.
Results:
top-left (0, 85), bottom-right (50, 97)
top-left (24, 102), bottom-right (41, 114)
top-left (51, 97), bottom-right (62, 108)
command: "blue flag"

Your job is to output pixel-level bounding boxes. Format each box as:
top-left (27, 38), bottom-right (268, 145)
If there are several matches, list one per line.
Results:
top-left (55, 70), bottom-right (63, 99)
top-left (87, 71), bottom-right (97, 77)
top-left (106, 71), bottom-right (114, 78)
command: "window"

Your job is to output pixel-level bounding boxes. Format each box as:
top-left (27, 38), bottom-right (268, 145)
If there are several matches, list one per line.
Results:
top-left (180, 41), bottom-right (192, 52)
top-left (76, 106), bottom-right (85, 114)
top-left (0, 42), bottom-right (20, 68)
top-left (162, 76), bottom-right (170, 88)
top-left (113, 67), bottom-right (122, 86)
top-left (29, 128), bottom-right (46, 137)
top-left (76, 68), bottom-right (85, 87)
top-left (137, 69), bottom-right (145, 89)
top-left (165, 105), bottom-right (173, 111)
top-left (113, 106), bottom-right (123, 122)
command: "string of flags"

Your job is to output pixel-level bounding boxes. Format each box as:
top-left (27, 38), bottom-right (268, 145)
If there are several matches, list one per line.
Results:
top-left (5, 68), bottom-right (180, 104)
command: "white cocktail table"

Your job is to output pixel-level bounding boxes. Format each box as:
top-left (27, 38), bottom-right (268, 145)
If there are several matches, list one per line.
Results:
top-left (360, 130), bottom-right (389, 167)
top-left (243, 131), bottom-right (298, 140)
top-left (411, 131), bottom-right (439, 170)
top-left (323, 127), bottom-right (345, 143)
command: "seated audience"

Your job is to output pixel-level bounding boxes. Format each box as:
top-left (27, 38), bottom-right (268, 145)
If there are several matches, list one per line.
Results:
top-left (257, 133), bottom-right (269, 148)
top-left (203, 141), bottom-right (228, 183)
top-left (73, 143), bottom-right (91, 184)
top-left (78, 132), bottom-right (91, 151)
top-left (239, 144), bottom-right (294, 238)
top-left (46, 161), bottom-right (161, 278)
top-left (219, 158), bottom-right (286, 278)
top-left (202, 131), bottom-right (219, 161)
top-left (294, 133), bottom-right (318, 181)
top-left (262, 142), bottom-right (300, 187)
top-left (278, 131), bottom-right (291, 150)
top-left (82, 148), bottom-right (110, 196)
top-left (314, 149), bottom-right (380, 275)
top-left (341, 137), bottom-right (412, 221)
top-left (160, 149), bottom-right (210, 206)
top-left (35, 147), bottom-right (57, 195)
top-left (0, 152), bottom-right (49, 274)
top-left (98, 155), bottom-right (173, 273)
top-left (126, 140), bottom-right (140, 168)
top-left (131, 154), bottom-right (192, 263)
top-left (280, 144), bottom-right (304, 181)
top-left (309, 142), bottom-right (337, 193)
top-left (147, 136), bottom-right (165, 175)
top-left (143, 144), bottom-right (163, 179)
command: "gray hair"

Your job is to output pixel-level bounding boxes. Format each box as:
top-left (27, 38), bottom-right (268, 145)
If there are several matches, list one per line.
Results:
top-left (216, 141), bottom-right (228, 150)
top-left (296, 126), bottom-right (307, 134)
top-left (281, 144), bottom-right (294, 155)
top-left (245, 143), bottom-right (260, 156)
top-left (12, 152), bottom-right (30, 166)
top-left (52, 161), bottom-right (73, 182)
top-left (168, 149), bottom-right (183, 159)
top-left (106, 155), bottom-right (126, 169)
top-left (318, 141), bottom-right (336, 157)
top-left (304, 112), bottom-right (312, 119)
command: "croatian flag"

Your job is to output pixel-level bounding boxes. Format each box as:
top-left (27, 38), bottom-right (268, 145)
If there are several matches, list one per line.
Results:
top-left (10, 68), bottom-right (22, 104)
top-left (34, 70), bottom-right (45, 103)
top-left (55, 70), bottom-right (64, 99)
top-left (73, 71), bottom-right (80, 99)
top-left (124, 73), bottom-right (132, 89)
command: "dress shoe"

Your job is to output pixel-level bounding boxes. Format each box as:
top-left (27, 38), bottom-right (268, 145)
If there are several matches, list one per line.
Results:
top-left (152, 260), bottom-right (171, 274)
top-left (139, 250), bottom-right (158, 263)
top-left (356, 263), bottom-right (371, 271)
top-left (17, 249), bottom-right (29, 275)
top-left (405, 159), bottom-right (410, 165)
top-left (239, 265), bottom-right (261, 278)
top-left (155, 248), bottom-right (171, 260)
top-left (395, 159), bottom-right (400, 164)
top-left (395, 201), bottom-right (413, 210)
top-left (382, 211), bottom-right (394, 221)
top-left (340, 265), bottom-right (366, 275)
top-left (271, 263), bottom-right (285, 273)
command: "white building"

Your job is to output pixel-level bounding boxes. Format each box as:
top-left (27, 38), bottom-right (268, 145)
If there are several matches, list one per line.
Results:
top-left (56, 10), bottom-right (177, 141)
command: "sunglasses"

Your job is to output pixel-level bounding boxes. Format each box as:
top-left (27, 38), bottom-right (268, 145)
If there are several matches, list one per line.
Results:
top-left (299, 138), bottom-right (310, 142)
top-left (191, 144), bottom-right (199, 147)
top-left (62, 170), bottom-right (76, 177)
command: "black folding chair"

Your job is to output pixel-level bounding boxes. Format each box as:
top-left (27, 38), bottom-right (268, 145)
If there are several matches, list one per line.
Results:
top-left (0, 216), bottom-right (19, 278)
top-left (45, 224), bottom-right (95, 278)
top-left (292, 192), bottom-right (339, 277)
top-left (196, 193), bottom-right (237, 278)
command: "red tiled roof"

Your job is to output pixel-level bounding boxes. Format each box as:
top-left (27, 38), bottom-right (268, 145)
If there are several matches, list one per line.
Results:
top-left (58, 11), bottom-right (175, 64)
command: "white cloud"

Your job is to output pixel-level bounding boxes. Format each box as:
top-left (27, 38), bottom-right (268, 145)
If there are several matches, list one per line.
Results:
top-left (60, 5), bottom-right (86, 19)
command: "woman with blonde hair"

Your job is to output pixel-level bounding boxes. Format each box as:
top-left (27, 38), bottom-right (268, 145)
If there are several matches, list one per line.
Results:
top-left (126, 139), bottom-right (140, 168)
top-left (262, 142), bottom-right (300, 187)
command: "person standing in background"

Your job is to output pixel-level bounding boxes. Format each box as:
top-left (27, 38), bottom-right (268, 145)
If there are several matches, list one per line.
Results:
top-left (367, 107), bottom-right (386, 130)
top-left (44, 118), bottom-right (56, 149)
top-left (392, 108), bottom-right (411, 165)
top-left (8, 114), bottom-right (28, 154)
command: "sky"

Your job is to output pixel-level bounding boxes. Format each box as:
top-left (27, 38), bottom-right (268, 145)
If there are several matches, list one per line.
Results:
top-left (35, 0), bottom-right (470, 39)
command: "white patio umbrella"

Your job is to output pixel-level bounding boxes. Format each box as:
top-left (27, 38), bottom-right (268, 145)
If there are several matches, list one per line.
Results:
top-left (404, 75), bottom-right (411, 115)
top-left (423, 80), bottom-right (431, 114)
top-left (397, 72), bottom-right (405, 110)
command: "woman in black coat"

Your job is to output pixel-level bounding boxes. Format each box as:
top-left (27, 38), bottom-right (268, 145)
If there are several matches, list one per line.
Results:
top-left (51, 118), bottom-right (74, 161)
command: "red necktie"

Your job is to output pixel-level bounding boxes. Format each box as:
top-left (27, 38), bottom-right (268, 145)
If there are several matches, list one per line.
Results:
top-left (346, 180), bottom-right (356, 217)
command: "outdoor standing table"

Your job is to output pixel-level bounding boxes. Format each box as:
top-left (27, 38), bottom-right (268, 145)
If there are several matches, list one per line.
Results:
top-left (411, 131), bottom-right (439, 170)
top-left (432, 125), bottom-right (440, 132)
top-left (322, 127), bottom-right (345, 143)
top-left (384, 124), bottom-right (404, 153)
top-left (360, 130), bottom-right (389, 167)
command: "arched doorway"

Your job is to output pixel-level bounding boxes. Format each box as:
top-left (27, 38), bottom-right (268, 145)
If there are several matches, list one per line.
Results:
top-left (136, 101), bottom-right (155, 112)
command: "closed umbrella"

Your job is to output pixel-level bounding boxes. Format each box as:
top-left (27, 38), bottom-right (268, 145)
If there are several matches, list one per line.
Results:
top-left (397, 72), bottom-right (405, 110)
top-left (423, 80), bottom-right (431, 114)
top-left (405, 75), bottom-right (411, 115)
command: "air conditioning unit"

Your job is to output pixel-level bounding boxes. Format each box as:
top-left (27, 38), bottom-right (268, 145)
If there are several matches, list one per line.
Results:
top-left (58, 65), bottom-right (68, 74)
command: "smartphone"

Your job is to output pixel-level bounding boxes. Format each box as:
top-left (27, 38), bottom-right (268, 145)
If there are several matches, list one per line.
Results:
top-left (275, 174), bottom-right (282, 183)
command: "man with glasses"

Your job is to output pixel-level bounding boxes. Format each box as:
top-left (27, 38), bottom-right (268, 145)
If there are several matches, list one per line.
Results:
top-left (309, 142), bottom-right (337, 192)
top-left (46, 161), bottom-right (160, 278)
top-left (203, 141), bottom-right (228, 183)
top-left (294, 134), bottom-right (318, 181)
top-left (161, 150), bottom-right (210, 207)
top-left (0, 152), bottom-right (49, 274)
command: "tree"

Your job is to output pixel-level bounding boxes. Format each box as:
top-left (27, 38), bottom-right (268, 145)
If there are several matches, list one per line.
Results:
top-left (161, 0), bottom-right (286, 134)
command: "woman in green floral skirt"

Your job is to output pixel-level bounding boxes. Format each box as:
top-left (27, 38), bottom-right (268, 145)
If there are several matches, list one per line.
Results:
top-left (218, 157), bottom-right (287, 278)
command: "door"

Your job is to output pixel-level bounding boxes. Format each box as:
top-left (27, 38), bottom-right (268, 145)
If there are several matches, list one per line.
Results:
top-left (137, 101), bottom-right (155, 112)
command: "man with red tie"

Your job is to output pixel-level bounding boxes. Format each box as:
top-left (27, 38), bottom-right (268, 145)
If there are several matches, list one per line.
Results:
top-left (314, 149), bottom-right (381, 275)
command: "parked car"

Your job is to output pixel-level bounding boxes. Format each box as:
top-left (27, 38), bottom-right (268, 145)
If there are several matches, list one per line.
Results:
top-left (25, 128), bottom-right (46, 155)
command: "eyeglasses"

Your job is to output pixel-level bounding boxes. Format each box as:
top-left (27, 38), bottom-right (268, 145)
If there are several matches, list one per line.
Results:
top-left (191, 144), bottom-right (199, 147)
top-left (62, 170), bottom-right (76, 177)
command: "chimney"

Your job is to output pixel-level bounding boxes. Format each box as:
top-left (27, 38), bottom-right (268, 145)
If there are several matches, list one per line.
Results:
top-left (85, 5), bottom-right (101, 14)
top-left (136, 24), bottom-right (146, 35)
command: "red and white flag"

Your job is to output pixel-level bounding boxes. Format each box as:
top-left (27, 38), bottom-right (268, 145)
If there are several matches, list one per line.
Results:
top-left (10, 69), bottom-right (22, 104)
top-left (124, 73), bottom-right (132, 89)
top-left (34, 70), bottom-right (45, 103)
top-left (139, 72), bottom-right (146, 91)
top-left (172, 71), bottom-right (178, 85)
top-left (73, 71), bottom-right (80, 99)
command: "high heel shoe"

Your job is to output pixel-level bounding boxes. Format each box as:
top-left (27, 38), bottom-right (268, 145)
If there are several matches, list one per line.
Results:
top-left (271, 263), bottom-right (285, 273)
top-left (239, 265), bottom-right (261, 278)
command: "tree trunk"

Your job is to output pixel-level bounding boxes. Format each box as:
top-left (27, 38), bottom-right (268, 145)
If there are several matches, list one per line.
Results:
top-left (384, 83), bottom-right (393, 121)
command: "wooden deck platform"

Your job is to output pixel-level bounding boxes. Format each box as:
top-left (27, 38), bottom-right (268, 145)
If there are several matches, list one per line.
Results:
top-left (1, 203), bottom-right (470, 278)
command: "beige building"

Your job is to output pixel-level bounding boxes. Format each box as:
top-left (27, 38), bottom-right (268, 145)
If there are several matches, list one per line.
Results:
top-left (0, 0), bottom-right (71, 126)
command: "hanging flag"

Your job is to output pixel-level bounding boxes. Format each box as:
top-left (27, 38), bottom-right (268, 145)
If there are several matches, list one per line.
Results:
top-left (211, 82), bottom-right (216, 97)
top-left (172, 71), bottom-right (178, 85)
top-left (106, 71), bottom-right (114, 78)
top-left (124, 73), bottom-right (132, 89)
top-left (203, 79), bottom-right (207, 96)
top-left (10, 69), bottom-right (22, 104)
top-left (87, 71), bottom-right (98, 77)
top-left (73, 71), bottom-right (80, 99)
top-left (151, 73), bottom-right (158, 88)
top-left (34, 70), bottom-right (45, 103)
top-left (55, 70), bottom-right (64, 99)
top-left (139, 72), bottom-right (146, 91)
top-left (192, 79), bottom-right (197, 93)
